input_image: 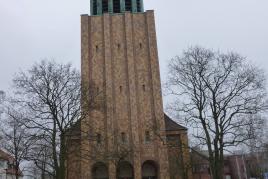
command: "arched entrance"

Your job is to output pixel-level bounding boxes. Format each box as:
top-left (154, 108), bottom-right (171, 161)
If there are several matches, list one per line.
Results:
top-left (92, 162), bottom-right (109, 179)
top-left (117, 161), bottom-right (134, 179)
top-left (142, 161), bottom-right (158, 179)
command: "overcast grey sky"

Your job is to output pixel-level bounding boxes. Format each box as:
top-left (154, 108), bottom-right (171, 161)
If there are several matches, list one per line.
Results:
top-left (1, 0), bottom-right (268, 99)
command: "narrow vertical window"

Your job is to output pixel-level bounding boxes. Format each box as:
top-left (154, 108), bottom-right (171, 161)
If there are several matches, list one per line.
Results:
top-left (113, 0), bottom-right (121, 13)
top-left (96, 45), bottom-right (99, 52)
top-left (97, 133), bottom-right (101, 144)
top-left (145, 131), bottom-right (151, 143)
top-left (119, 86), bottom-right (122, 93)
top-left (102, 0), bottom-right (109, 13)
top-left (139, 43), bottom-right (143, 49)
top-left (142, 84), bottom-right (146, 91)
top-left (121, 132), bottom-right (126, 143)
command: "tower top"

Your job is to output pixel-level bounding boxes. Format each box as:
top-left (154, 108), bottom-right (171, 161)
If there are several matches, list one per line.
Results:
top-left (90, 0), bottom-right (144, 15)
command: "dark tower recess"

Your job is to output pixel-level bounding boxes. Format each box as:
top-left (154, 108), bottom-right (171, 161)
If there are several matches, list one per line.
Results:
top-left (113, 0), bottom-right (121, 13)
top-left (102, 0), bottom-right (109, 13)
top-left (125, 0), bottom-right (132, 12)
top-left (137, 0), bottom-right (142, 12)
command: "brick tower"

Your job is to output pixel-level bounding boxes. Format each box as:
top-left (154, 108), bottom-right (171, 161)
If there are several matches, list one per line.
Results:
top-left (66, 1), bottom-right (192, 179)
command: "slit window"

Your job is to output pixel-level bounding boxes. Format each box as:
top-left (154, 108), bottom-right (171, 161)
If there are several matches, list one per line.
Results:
top-left (121, 132), bottom-right (126, 143)
top-left (102, 0), bottom-right (109, 13)
top-left (119, 86), bottom-right (123, 93)
top-left (142, 85), bottom-right (146, 91)
top-left (97, 133), bottom-right (101, 144)
top-left (145, 131), bottom-right (151, 143)
top-left (113, 0), bottom-right (121, 13)
top-left (96, 45), bottom-right (99, 52)
top-left (125, 0), bottom-right (132, 12)
top-left (139, 43), bottom-right (143, 49)
top-left (117, 43), bottom-right (121, 50)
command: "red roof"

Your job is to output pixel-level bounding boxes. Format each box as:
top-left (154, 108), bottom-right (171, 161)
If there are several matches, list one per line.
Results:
top-left (0, 149), bottom-right (23, 176)
top-left (6, 168), bottom-right (23, 176)
top-left (0, 149), bottom-right (14, 163)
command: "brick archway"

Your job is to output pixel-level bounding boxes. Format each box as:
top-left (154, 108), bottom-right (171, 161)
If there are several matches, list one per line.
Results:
top-left (142, 161), bottom-right (158, 179)
top-left (117, 161), bottom-right (134, 179)
top-left (92, 162), bottom-right (109, 179)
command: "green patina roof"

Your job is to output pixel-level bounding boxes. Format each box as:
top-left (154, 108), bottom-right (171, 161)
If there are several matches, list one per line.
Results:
top-left (90, 0), bottom-right (144, 15)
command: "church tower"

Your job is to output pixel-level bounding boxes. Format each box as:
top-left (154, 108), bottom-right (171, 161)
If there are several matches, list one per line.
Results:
top-left (71, 1), bottom-right (181, 179)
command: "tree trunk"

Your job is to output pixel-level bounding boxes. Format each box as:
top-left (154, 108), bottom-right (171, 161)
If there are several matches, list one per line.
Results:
top-left (210, 156), bottom-right (224, 179)
top-left (41, 160), bottom-right (46, 179)
top-left (58, 134), bottom-right (66, 179)
top-left (52, 121), bottom-right (59, 179)
top-left (15, 163), bottom-right (20, 179)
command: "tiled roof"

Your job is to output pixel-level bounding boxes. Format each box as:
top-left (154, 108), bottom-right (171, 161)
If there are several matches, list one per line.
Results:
top-left (164, 113), bottom-right (187, 131)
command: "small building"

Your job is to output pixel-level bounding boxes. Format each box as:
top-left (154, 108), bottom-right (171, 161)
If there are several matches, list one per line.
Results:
top-left (191, 150), bottom-right (231, 179)
top-left (191, 150), bottom-right (268, 179)
top-left (227, 154), bottom-right (250, 179)
top-left (0, 149), bottom-right (23, 179)
top-left (165, 114), bottom-right (193, 179)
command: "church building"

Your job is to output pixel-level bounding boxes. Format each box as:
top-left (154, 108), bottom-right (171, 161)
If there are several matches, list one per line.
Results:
top-left (66, 1), bottom-right (192, 179)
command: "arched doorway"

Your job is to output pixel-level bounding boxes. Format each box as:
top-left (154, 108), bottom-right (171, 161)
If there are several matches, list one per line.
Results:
top-left (117, 161), bottom-right (134, 179)
top-left (142, 161), bottom-right (157, 179)
top-left (92, 162), bottom-right (109, 179)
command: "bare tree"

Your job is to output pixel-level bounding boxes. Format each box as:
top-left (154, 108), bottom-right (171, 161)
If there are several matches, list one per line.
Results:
top-left (0, 106), bottom-right (35, 179)
top-left (28, 134), bottom-right (55, 179)
top-left (166, 47), bottom-right (267, 179)
top-left (246, 116), bottom-right (268, 178)
top-left (12, 60), bottom-right (81, 179)
top-left (10, 60), bottom-right (118, 179)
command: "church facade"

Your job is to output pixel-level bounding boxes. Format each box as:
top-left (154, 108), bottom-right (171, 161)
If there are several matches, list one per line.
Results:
top-left (66, 1), bottom-right (192, 179)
